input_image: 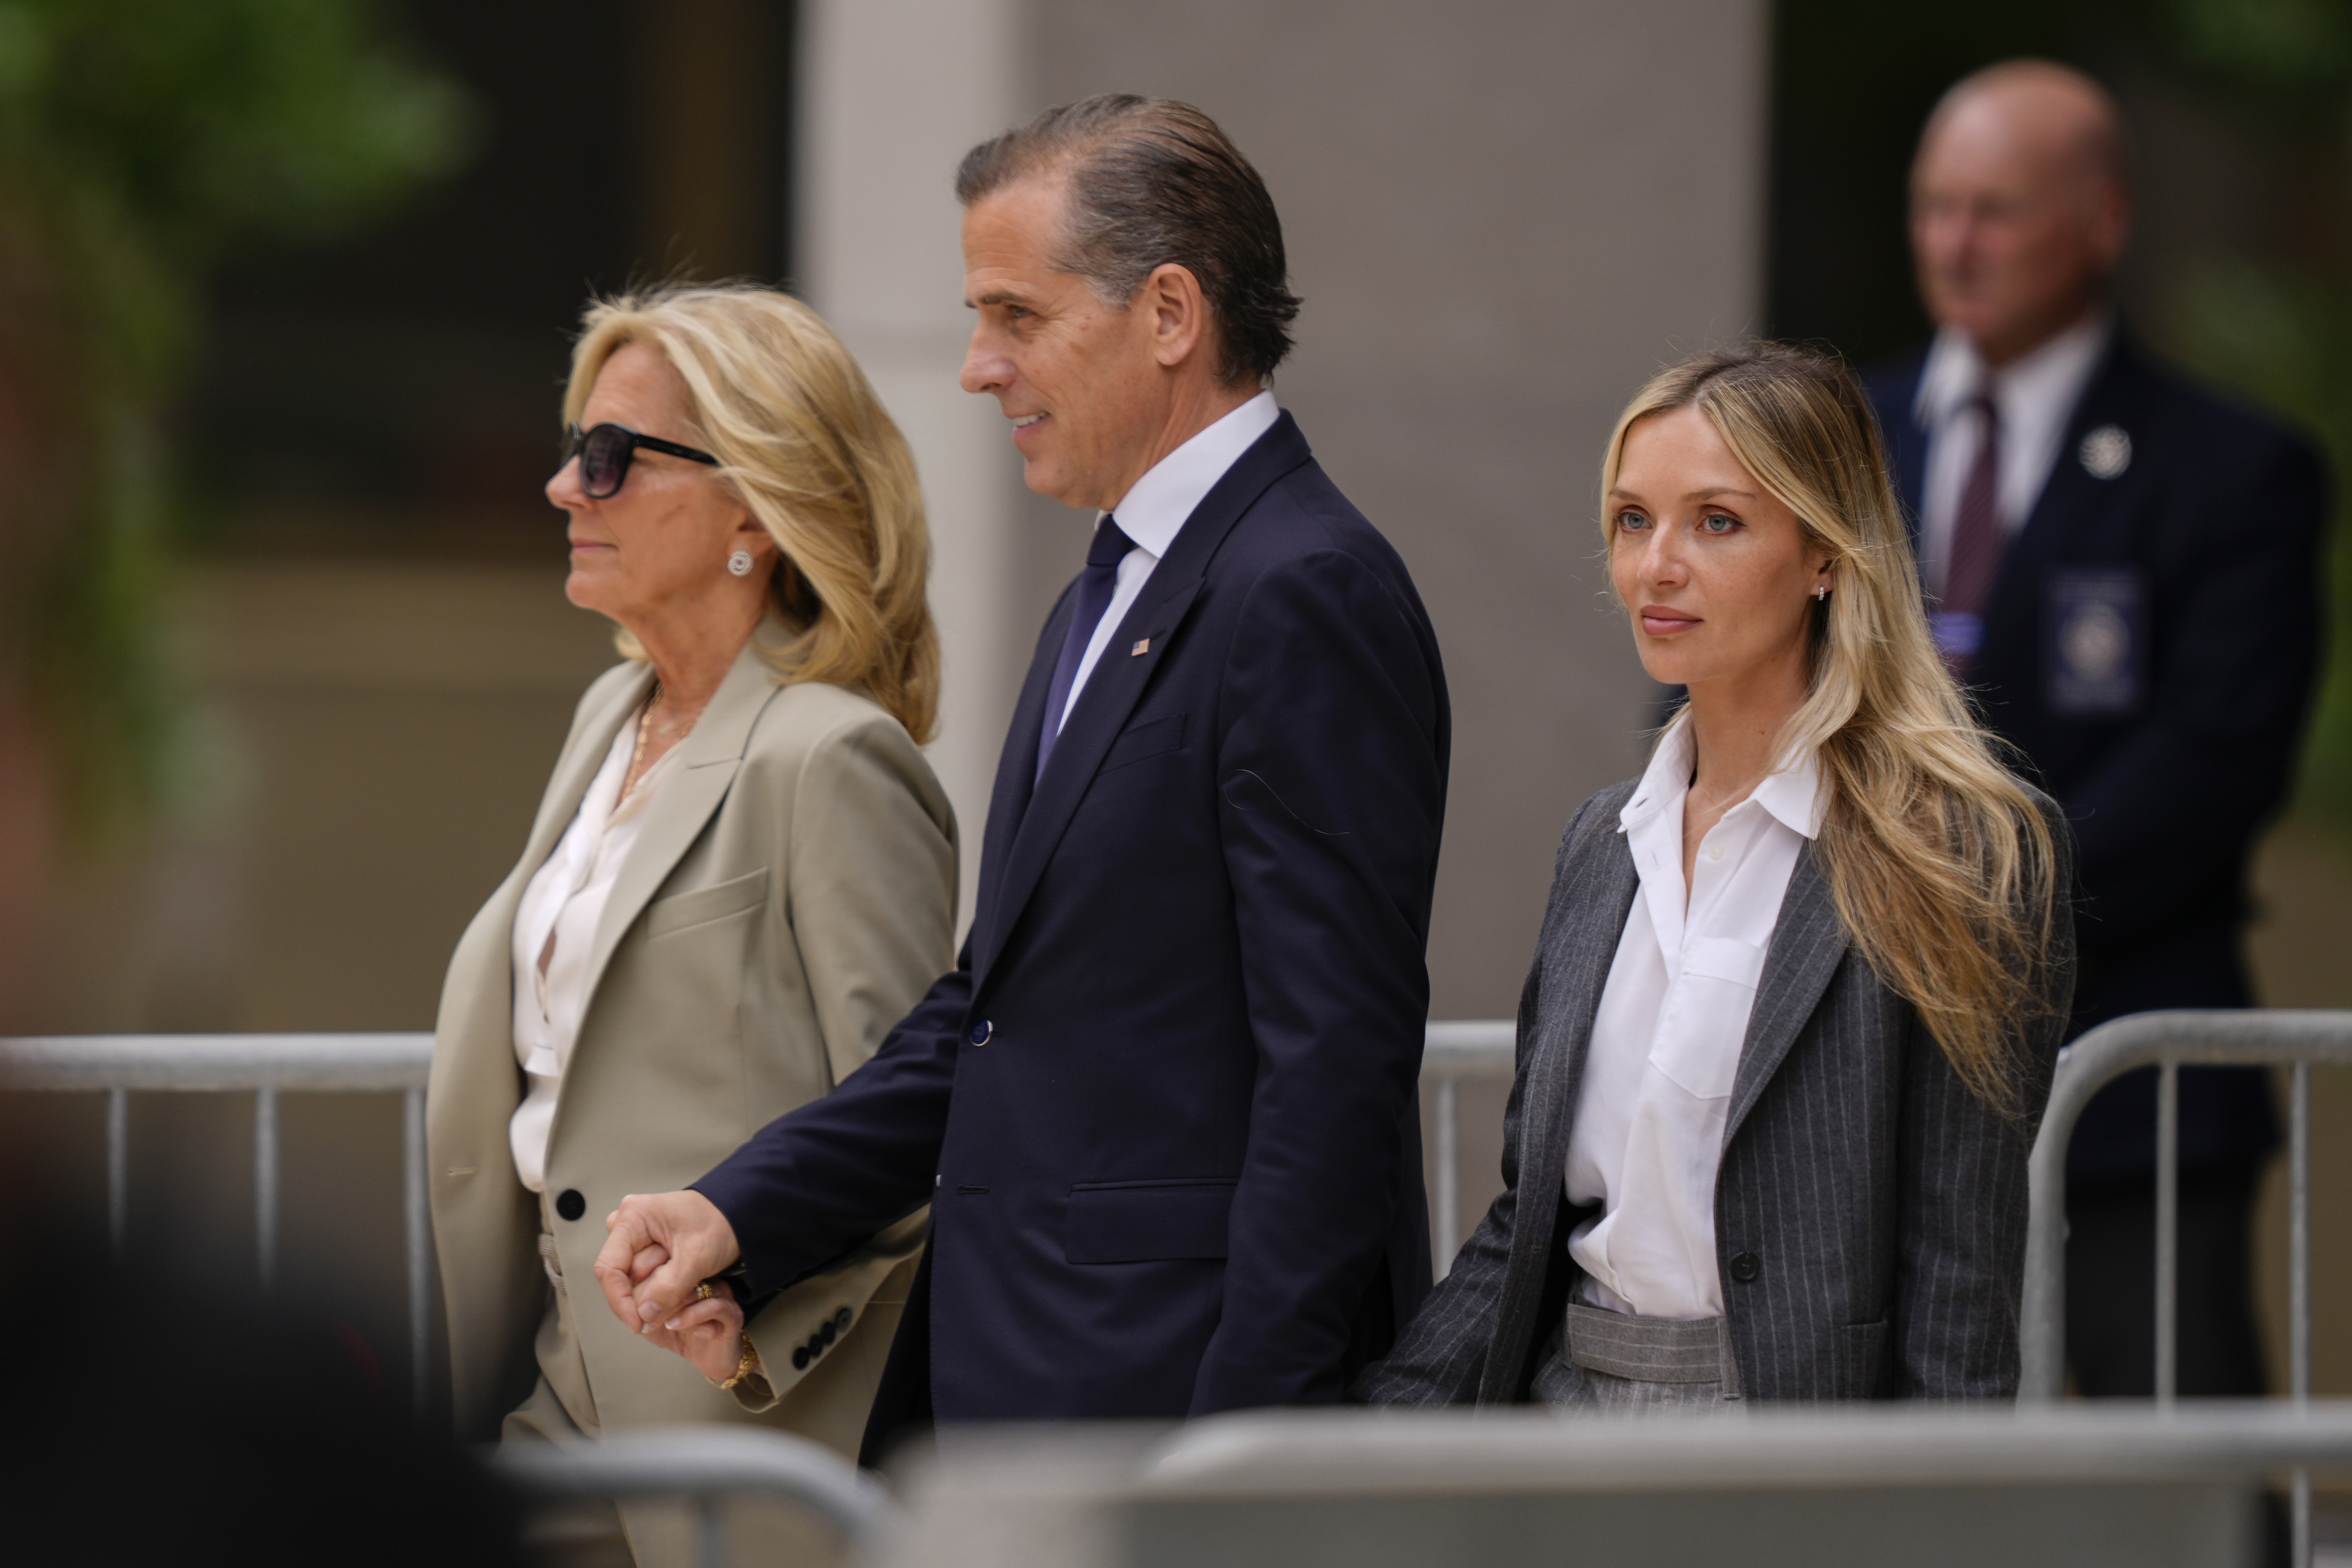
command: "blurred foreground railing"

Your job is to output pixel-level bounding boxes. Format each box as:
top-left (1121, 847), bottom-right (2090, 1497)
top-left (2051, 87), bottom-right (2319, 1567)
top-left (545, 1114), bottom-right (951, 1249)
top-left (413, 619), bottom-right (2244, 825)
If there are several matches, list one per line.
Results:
top-left (490, 1425), bottom-right (901, 1568)
top-left (2021, 1009), bottom-right (2352, 1568)
top-left (879, 1401), bottom-right (2352, 1568)
top-left (0, 1031), bottom-right (435, 1411)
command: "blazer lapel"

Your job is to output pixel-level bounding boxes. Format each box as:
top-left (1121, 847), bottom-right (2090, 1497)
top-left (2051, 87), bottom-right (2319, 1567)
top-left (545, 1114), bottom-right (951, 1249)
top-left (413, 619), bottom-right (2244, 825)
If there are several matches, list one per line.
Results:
top-left (971, 414), bottom-right (1313, 987)
top-left (1722, 844), bottom-right (1849, 1150)
top-left (570, 634), bottom-right (781, 1017)
top-left (523, 666), bottom-right (652, 879)
top-left (968, 586), bottom-right (1077, 955)
top-left (1475, 802), bottom-right (1639, 1403)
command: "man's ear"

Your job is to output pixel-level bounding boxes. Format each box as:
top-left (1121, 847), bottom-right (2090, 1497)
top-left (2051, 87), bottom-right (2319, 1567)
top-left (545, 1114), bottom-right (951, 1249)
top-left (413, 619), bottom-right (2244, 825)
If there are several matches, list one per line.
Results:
top-left (1143, 262), bottom-right (1210, 369)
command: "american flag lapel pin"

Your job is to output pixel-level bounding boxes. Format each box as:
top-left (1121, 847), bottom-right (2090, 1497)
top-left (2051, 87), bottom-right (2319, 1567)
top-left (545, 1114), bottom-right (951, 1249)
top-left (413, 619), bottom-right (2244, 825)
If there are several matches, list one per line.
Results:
top-left (1131, 637), bottom-right (1151, 657)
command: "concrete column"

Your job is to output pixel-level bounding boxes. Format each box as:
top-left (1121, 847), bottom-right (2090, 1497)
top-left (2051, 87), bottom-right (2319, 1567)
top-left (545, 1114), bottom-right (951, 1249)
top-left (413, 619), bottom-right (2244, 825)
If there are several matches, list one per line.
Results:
top-left (795, 0), bottom-right (1028, 934)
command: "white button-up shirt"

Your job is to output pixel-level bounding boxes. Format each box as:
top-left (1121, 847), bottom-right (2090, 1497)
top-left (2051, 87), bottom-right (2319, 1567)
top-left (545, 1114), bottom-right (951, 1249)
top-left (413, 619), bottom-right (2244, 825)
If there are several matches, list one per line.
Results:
top-left (1564, 713), bottom-right (1824, 1320)
top-left (1052, 391), bottom-right (1280, 734)
top-left (507, 701), bottom-right (677, 1193)
top-left (1912, 314), bottom-right (2110, 597)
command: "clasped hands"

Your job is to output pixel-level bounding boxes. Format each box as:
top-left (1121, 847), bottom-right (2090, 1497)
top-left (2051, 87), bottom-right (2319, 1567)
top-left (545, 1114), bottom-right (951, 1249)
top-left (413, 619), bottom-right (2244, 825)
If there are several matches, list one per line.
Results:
top-left (592, 1190), bottom-right (751, 1385)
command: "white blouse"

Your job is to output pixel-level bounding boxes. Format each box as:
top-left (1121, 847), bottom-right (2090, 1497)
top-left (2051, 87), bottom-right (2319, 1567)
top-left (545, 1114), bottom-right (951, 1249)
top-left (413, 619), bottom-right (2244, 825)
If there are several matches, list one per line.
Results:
top-left (507, 702), bottom-right (679, 1194)
top-left (1563, 713), bottom-right (1824, 1320)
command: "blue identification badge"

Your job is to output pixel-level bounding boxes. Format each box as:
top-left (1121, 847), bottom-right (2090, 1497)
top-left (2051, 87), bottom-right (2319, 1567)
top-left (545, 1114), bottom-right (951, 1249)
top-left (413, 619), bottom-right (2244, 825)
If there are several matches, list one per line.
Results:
top-left (2043, 567), bottom-right (2145, 716)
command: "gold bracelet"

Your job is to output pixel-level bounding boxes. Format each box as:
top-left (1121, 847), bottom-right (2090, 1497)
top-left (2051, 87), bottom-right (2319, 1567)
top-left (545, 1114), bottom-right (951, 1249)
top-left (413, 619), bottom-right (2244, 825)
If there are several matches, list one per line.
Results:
top-left (715, 1335), bottom-right (763, 1392)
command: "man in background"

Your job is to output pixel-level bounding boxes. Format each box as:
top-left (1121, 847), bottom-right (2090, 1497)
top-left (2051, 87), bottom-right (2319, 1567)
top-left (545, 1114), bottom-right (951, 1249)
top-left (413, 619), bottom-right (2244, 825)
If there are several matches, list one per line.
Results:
top-left (1868, 61), bottom-right (2327, 1397)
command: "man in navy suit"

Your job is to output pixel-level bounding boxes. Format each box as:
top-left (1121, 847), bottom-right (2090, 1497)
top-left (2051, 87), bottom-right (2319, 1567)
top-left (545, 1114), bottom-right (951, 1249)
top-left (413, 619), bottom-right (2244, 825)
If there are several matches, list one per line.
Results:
top-left (593, 96), bottom-right (1448, 1449)
top-left (1867, 62), bottom-right (2326, 1397)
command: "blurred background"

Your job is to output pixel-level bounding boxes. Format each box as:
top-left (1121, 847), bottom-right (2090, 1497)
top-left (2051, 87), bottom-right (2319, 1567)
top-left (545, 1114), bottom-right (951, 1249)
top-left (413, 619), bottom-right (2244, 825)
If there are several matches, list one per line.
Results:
top-left (0, 0), bottom-right (2346, 1409)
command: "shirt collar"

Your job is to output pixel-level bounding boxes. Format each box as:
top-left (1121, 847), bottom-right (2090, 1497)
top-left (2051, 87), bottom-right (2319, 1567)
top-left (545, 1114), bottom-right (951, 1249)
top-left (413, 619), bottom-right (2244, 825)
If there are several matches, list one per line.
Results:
top-left (1097, 390), bottom-right (1280, 559)
top-left (1617, 710), bottom-right (1826, 840)
top-left (1914, 312), bottom-right (2112, 430)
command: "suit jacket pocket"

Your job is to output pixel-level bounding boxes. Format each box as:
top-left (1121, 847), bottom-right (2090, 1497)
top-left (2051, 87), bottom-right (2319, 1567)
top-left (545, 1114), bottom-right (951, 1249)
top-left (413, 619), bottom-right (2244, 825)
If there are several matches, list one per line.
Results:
top-left (645, 867), bottom-right (770, 937)
top-left (1838, 1317), bottom-right (1892, 1399)
top-left (1099, 712), bottom-right (1187, 775)
top-left (1065, 1176), bottom-right (1235, 1263)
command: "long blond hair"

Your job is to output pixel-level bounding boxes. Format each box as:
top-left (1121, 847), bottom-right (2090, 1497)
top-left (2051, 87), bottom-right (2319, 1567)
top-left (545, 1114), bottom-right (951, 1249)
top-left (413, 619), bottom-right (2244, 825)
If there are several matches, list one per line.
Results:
top-left (1599, 343), bottom-right (2060, 1107)
top-left (563, 282), bottom-right (940, 743)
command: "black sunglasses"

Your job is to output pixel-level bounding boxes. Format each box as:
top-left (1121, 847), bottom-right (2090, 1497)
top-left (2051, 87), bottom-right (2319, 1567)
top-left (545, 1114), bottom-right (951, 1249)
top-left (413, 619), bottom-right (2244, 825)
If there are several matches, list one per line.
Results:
top-left (562, 421), bottom-right (719, 499)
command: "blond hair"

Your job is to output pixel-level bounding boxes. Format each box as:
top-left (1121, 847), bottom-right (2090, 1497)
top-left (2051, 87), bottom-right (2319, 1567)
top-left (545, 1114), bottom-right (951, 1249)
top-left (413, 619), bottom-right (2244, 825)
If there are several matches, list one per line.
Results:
top-left (1600, 343), bottom-right (2061, 1108)
top-left (563, 282), bottom-right (939, 743)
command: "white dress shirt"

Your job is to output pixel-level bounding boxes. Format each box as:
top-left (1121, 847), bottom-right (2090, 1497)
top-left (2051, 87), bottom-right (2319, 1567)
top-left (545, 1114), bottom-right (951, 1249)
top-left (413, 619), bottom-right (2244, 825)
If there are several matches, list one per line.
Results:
top-left (507, 701), bottom-right (679, 1193)
top-left (1564, 714), bottom-right (1824, 1320)
top-left (1052, 390), bottom-right (1280, 734)
top-left (1913, 313), bottom-right (2110, 597)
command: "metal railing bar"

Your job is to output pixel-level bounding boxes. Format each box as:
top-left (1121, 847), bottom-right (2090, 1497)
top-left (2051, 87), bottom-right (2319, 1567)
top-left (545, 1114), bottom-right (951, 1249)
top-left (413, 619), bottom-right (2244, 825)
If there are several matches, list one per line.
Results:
top-left (255, 1085), bottom-right (279, 1292)
top-left (105, 1086), bottom-right (127, 1264)
top-left (2156, 1059), bottom-right (2178, 1408)
top-left (404, 1084), bottom-right (430, 1421)
top-left (695, 1495), bottom-right (723, 1568)
top-left (487, 1426), bottom-right (901, 1547)
top-left (1422, 1018), bottom-right (1517, 1078)
top-left (1433, 1077), bottom-right (1459, 1274)
top-left (2021, 1009), bottom-right (2352, 1402)
top-left (0, 1033), bottom-right (432, 1092)
top-left (2293, 1057), bottom-right (2313, 1568)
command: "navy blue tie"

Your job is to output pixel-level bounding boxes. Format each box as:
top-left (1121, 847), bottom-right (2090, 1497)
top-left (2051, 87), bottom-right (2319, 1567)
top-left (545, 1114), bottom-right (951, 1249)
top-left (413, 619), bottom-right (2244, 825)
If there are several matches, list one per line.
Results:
top-left (1035, 517), bottom-right (1139, 782)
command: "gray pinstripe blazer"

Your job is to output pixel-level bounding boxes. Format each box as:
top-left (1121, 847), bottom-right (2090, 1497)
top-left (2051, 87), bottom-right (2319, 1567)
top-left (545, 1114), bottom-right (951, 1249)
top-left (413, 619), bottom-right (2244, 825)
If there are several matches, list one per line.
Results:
top-left (1358, 778), bottom-right (2075, 1405)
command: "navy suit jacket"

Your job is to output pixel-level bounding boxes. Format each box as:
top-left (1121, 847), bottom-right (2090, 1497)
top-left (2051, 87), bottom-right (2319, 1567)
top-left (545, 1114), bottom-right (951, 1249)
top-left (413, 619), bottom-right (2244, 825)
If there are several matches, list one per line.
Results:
top-left (1867, 335), bottom-right (2326, 1180)
top-left (695, 413), bottom-right (1448, 1438)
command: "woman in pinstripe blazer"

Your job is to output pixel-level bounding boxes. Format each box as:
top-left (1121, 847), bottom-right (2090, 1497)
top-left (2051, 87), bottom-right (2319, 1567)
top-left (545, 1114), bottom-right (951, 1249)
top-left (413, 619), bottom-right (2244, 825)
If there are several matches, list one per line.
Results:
top-left (1360, 345), bottom-right (2074, 1408)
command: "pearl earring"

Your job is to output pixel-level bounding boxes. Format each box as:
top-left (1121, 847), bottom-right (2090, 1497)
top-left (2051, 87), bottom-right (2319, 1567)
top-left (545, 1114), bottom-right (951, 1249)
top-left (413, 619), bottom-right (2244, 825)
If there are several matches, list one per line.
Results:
top-left (727, 549), bottom-right (755, 578)
top-left (1813, 584), bottom-right (1830, 601)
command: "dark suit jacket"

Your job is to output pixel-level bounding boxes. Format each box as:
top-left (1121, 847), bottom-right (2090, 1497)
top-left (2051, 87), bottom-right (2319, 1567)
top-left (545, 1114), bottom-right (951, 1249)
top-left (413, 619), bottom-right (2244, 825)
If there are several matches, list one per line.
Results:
top-left (1356, 780), bottom-right (2075, 1406)
top-left (1867, 336), bottom-right (2326, 1181)
top-left (695, 413), bottom-right (1449, 1439)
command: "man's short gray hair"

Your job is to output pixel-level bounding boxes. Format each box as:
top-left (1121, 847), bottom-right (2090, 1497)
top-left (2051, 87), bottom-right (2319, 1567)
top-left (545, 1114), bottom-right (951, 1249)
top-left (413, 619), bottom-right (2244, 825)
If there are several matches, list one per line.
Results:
top-left (955, 95), bottom-right (1301, 385)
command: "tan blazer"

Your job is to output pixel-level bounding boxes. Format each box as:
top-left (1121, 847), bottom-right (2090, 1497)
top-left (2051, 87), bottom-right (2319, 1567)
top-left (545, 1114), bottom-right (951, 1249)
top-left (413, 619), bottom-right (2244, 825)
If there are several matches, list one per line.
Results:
top-left (427, 630), bottom-right (955, 1467)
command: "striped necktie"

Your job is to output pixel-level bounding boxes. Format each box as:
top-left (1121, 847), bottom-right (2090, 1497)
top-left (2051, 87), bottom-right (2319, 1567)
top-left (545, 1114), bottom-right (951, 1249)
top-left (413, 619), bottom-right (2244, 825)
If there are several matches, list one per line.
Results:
top-left (1937, 391), bottom-right (2003, 668)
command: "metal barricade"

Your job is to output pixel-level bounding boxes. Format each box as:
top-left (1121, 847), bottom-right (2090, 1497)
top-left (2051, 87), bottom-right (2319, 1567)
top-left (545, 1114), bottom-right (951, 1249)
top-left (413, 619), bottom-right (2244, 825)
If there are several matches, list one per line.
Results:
top-left (0, 1031), bottom-right (436, 1413)
top-left (2021, 1008), bottom-right (2352, 1568)
top-left (1421, 1018), bottom-right (1516, 1272)
top-left (490, 1426), bottom-right (902, 1568)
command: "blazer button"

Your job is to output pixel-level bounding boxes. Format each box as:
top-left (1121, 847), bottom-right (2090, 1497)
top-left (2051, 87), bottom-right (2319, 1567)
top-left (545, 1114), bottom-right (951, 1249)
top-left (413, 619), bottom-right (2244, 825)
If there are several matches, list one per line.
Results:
top-left (968, 1019), bottom-right (992, 1046)
top-left (791, 1346), bottom-right (810, 1371)
top-left (1728, 1250), bottom-right (1761, 1283)
top-left (555, 1189), bottom-right (586, 1222)
top-left (820, 1318), bottom-right (838, 1346)
top-left (833, 1307), bottom-right (853, 1332)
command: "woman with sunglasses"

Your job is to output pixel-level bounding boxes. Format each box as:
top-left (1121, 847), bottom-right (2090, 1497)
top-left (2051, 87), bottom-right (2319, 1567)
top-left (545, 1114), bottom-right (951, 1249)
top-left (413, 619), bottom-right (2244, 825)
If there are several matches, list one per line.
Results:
top-left (1359, 344), bottom-right (2074, 1411)
top-left (427, 282), bottom-right (952, 1566)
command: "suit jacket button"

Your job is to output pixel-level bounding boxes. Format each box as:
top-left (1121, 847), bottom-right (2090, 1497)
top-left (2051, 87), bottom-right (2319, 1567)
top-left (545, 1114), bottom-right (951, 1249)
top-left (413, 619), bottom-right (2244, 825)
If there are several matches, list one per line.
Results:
top-left (968, 1019), bottom-right (992, 1046)
top-left (834, 1307), bottom-right (853, 1331)
top-left (791, 1346), bottom-right (810, 1371)
top-left (1729, 1250), bottom-right (1761, 1283)
top-left (555, 1189), bottom-right (586, 1222)
top-left (820, 1318), bottom-right (838, 1346)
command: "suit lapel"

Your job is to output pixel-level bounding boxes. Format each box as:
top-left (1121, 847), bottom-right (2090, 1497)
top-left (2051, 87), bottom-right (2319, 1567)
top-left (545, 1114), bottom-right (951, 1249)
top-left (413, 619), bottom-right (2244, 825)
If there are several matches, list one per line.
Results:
top-left (1722, 843), bottom-right (1849, 1149)
top-left (970, 414), bottom-right (1313, 987)
top-left (1981, 334), bottom-right (2136, 635)
top-left (1475, 801), bottom-right (1638, 1403)
top-left (523, 666), bottom-right (652, 879)
top-left (570, 633), bottom-right (781, 1017)
top-left (968, 586), bottom-right (1077, 952)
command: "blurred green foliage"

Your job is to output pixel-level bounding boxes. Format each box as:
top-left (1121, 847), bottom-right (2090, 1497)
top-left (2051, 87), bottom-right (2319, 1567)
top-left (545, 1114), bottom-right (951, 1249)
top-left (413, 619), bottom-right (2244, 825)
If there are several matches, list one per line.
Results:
top-left (0, 0), bottom-right (470, 844)
top-left (2155, 0), bottom-right (2352, 833)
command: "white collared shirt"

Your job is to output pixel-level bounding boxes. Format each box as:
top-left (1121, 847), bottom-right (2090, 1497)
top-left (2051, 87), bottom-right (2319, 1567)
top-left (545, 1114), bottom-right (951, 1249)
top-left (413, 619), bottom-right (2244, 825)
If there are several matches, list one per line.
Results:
top-left (1912, 314), bottom-right (2111, 596)
top-left (1564, 713), bottom-right (1825, 1320)
top-left (506, 699), bottom-right (679, 1193)
top-left (1052, 390), bottom-right (1280, 733)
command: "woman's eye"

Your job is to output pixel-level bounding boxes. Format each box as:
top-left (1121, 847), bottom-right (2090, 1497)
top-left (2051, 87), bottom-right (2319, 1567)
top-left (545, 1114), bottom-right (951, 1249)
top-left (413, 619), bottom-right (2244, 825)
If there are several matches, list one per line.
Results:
top-left (1701, 512), bottom-right (1739, 534)
top-left (1617, 510), bottom-right (1650, 531)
